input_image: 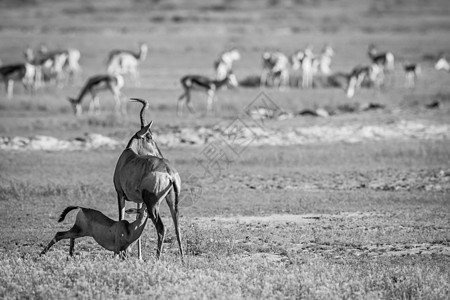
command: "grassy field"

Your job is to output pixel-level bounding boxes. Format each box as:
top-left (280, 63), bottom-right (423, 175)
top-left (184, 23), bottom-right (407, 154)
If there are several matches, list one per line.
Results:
top-left (1, 0), bottom-right (450, 299)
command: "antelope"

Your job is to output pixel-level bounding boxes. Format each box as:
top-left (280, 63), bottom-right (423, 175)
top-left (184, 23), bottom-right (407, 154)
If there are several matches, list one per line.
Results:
top-left (113, 98), bottom-right (183, 261)
top-left (62, 48), bottom-right (82, 84)
top-left (0, 63), bottom-right (36, 99)
top-left (291, 47), bottom-right (317, 88)
top-left (67, 74), bottom-right (125, 116)
top-left (367, 44), bottom-right (395, 83)
top-left (106, 43), bottom-right (148, 85)
top-left (346, 64), bottom-right (383, 98)
top-left (177, 72), bottom-right (238, 116)
top-left (40, 203), bottom-right (150, 258)
top-left (317, 45), bottom-right (334, 75)
top-left (435, 56), bottom-right (449, 72)
top-left (403, 63), bottom-right (420, 88)
top-left (214, 48), bottom-right (241, 80)
top-left (24, 47), bottom-right (73, 87)
top-left (260, 51), bottom-right (290, 88)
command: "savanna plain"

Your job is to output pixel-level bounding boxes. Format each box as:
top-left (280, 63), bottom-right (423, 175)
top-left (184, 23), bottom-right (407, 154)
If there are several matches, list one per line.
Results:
top-left (0, 0), bottom-right (449, 299)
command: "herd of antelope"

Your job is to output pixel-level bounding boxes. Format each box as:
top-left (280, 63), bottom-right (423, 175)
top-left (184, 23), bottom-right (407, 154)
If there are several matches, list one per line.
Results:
top-left (1, 44), bottom-right (447, 260)
top-left (1, 43), bottom-right (449, 116)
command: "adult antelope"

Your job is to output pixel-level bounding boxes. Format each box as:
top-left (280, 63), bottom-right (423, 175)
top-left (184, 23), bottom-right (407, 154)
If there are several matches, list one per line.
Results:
top-left (113, 98), bottom-right (183, 261)
top-left (214, 48), bottom-right (241, 80)
top-left (67, 74), bottom-right (125, 116)
top-left (106, 43), bottom-right (148, 85)
top-left (403, 63), bottom-right (420, 88)
top-left (435, 56), bottom-right (449, 72)
top-left (25, 47), bottom-right (79, 87)
top-left (40, 204), bottom-right (151, 258)
top-left (367, 44), bottom-right (395, 85)
top-left (291, 47), bottom-right (317, 88)
top-left (177, 72), bottom-right (238, 116)
top-left (317, 45), bottom-right (334, 75)
top-left (260, 51), bottom-right (290, 88)
top-left (0, 63), bottom-right (36, 99)
top-left (346, 64), bottom-right (383, 98)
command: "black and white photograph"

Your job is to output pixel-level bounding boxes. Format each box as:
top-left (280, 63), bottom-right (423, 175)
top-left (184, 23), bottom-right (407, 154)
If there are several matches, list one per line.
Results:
top-left (0, 0), bottom-right (449, 298)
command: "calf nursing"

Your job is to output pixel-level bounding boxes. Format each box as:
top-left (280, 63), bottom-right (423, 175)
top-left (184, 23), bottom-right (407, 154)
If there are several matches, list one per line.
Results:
top-left (40, 204), bottom-right (148, 257)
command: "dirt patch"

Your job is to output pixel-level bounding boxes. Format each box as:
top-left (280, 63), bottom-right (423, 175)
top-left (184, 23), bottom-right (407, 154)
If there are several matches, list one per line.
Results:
top-left (0, 133), bottom-right (121, 151)
top-left (208, 214), bottom-right (322, 225)
top-left (1, 120), bottom-right (449, 151)
top-left (220, 169), bottom-right (450, 192)
top-left (289, 242), bottom-right (450, 258)
top-left (194, 212), bottom-right (450, 259)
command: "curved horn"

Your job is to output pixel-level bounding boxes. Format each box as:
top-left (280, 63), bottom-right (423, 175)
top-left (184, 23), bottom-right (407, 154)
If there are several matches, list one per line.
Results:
top-left (130, 98), bottom-right (149, 128)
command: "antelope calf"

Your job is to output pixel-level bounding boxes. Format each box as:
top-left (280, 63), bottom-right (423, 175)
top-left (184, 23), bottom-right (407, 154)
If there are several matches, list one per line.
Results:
top-left (40, 204), bottom-right (148, 258)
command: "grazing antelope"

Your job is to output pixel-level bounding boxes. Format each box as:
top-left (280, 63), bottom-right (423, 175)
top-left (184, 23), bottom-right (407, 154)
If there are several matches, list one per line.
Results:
top-left (106, 43), bottom-right (148, 85)
top-left (260, 51), bottom-right (290, 88)
top-left (403, 63), bottom-right (420, 88)
top-left (24, 48), bottom-right (69, 87)
top-left (67, 74), bottom-right (125, 116)
top-left (435, 56), bottom-right (449, 72)
top-left (214, 48), bottom-right (241, 80)
top-left (346, 64), bottom-right (382, 98)
top-left (114, 98), bottom-right (183, 261)
top-left (177, 72), bottom-right (238, 116)
top-left (0, 63), bottom-right (36, 99)
top-left (40, 204), bottom-right (149, 258)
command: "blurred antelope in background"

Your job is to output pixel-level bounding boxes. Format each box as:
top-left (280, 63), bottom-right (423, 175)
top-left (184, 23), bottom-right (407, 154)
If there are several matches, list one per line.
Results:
top-left (403, 63), bottom-right (420, 88)
top-left (368, 44), bottom-right (395, 72)
top-left (367, 44), bottom-right (394, 86)
top-left (177, 72), bottom-right (238, 116)
top-left (260, 51), bottom-right (290, 88)
top-left (346, 64), bottom-right (382, 98)
top-left (107, 43), bottom-right (148, 86)
top-left (291, 46), bottom-right (317, 88)
top-left (435, 56), bottom-right (449, 72)
top-left (317, 44), bottom-right (335, 75)
top-left (0, 62), bottom-right (36, 99)
top-left (214, 48), bottom-right (241, 80)
top-left (25, 46), bottom-right (81, 87)
top-left (40, 204), bottom-right (149, 258)
top-left (114, 98), bottom-right (183, 261)
top-left (67, 74), bottom-right (125, 116)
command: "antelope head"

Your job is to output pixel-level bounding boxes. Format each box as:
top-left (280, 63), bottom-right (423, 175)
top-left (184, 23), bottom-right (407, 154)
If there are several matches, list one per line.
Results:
top-left (67, 97), bottom-right (82, 116)
top-left (127, 98), bottom-right (164, 158)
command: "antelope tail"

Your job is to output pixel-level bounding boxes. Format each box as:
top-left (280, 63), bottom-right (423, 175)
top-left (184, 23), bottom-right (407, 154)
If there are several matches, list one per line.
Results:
top-left (58, 206), bottom-right (80, 222)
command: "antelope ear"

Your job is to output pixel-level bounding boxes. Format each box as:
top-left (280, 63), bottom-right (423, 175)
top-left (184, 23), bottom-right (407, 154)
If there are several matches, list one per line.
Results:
top-left (136, 121), bottom-right (153, 138)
